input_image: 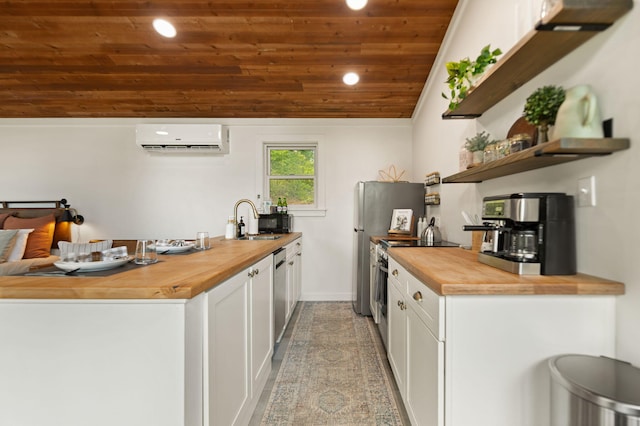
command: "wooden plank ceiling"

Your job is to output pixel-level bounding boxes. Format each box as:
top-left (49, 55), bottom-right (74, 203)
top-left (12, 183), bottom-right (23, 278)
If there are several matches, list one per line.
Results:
top-left (0, 0), bottom-right (459, 118)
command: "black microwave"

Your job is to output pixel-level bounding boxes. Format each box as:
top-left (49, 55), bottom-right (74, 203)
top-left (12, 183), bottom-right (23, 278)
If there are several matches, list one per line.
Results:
top-left (258, 214), bottom-right (293, 234)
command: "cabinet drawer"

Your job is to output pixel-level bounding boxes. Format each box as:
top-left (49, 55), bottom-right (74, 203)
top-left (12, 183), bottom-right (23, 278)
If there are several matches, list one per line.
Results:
top-left (406, 271), bottom-right (444, 341)
top-left (388, 258), bottom-right (408, 293)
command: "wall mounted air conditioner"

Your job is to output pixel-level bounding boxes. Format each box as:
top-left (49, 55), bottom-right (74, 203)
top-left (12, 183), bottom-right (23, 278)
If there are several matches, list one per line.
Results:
top-left (135, 124), bottom-right (229, 154)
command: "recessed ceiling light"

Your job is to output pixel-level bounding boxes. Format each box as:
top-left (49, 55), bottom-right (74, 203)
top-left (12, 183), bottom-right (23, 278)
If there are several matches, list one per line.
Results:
top-left (346, 0), bottom-right (368, 10)
top-left (153, 19), bottom-right (176, 38)
top-left (343, 72), bottom-right (360, 86)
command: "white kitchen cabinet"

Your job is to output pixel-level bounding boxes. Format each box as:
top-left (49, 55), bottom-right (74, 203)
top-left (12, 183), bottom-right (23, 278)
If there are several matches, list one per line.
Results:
top-left (406, 300), bottom-right (444, 426)
top-left (206, 255), bottom-right (273, 426)
top-left (249, 256), bottom-right (274, 401)
top-left (293, 239), bottom-right (302, 304)
top-left (369, 241), bottom-right (378, 323)
top-left (387, 264), bottom-right (407, 400)
top-left (388, 259), bottom-right (443, 425)
top-left (284, 237), bottom-right (302, 323)
top-left (387, 256), bottom-right (616, 426)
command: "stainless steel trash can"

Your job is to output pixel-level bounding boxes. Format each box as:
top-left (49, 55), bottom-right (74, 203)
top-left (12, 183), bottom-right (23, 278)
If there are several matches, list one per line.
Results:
top-left (549, 354), bottom-right (640, 426)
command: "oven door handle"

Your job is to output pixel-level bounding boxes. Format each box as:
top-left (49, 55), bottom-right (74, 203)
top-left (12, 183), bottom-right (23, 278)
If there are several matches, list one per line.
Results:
top-left (376, 262), bottom-right (388, 304)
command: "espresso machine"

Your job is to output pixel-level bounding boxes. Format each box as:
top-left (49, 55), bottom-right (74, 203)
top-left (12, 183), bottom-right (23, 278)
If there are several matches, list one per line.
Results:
top-left (464, 193), bottom-right (576, 275)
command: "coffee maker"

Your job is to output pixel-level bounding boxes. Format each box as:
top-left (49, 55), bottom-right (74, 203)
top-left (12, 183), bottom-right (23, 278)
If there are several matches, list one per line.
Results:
top-left (465, 193), bottom-right (576, 275)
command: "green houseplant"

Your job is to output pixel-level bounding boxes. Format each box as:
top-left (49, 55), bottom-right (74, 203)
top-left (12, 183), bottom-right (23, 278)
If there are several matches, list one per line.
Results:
top-left (465, 131), bottom-right (496, 165)
top-left (442, 45), bottom-right (503, 110)
top-left (523, 85), bottom-right (565, 144)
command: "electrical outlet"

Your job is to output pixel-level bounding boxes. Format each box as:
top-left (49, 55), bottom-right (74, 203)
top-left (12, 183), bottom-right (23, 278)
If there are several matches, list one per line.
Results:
top-left (578, 176), bottom-right (596, 207)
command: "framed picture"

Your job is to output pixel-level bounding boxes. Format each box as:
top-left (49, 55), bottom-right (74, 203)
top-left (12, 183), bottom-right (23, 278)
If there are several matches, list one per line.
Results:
top-left (388, 209), bottom-right (413, 235)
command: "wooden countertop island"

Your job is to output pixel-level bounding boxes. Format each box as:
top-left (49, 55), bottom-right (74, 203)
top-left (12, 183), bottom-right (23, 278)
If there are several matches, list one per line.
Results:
top-left (388, 246), bottom-right (624, 296)
top-left (0, 232), bottom-right (302, 426)
top-left (0, 232), bottom-right (302, 299)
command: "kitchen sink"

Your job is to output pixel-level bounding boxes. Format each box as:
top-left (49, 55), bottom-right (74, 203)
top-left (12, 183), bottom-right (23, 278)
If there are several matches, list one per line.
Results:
top-left (238, 235), bottom-right (282, 240)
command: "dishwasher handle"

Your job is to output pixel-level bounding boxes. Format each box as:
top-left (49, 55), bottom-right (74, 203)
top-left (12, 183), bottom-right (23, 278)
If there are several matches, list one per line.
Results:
top-left (273, 248), bottom-right (286, 269)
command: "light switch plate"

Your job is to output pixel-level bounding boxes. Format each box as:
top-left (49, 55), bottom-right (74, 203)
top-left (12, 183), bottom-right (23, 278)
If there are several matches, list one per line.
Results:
top-left (578, 176), bottom-right (596, 207)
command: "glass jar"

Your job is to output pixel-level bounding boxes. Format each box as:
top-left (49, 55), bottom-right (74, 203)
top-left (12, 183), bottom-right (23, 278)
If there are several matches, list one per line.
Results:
top-left (509, 133), bottom-right (533, 153)
top-left (483, 143), bottom-right (497, 163)
top-left (496, 139), bottom-right (510, 159)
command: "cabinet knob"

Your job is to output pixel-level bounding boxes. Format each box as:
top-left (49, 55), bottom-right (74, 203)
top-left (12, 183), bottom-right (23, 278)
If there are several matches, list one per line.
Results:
top-left (289, 261), bottom-right (294, 265)
top-left (248, 270), bottom-right (254, 277)
top-left (413, 291), bottom-right (423, 302)
top-left (392, 269), bottom-right (398, 277)
top-left (296, 242), bottom-right (301, 246)
top-left (296, 253), bottom-right (301, 256)
top-left (255, 269), bottom-right (259, 275)
top-left (397, 300), bottom-right (402, 307)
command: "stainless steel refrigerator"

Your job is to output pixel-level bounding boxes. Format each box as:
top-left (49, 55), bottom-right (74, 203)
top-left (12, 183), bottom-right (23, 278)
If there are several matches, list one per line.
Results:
top-left (352, 181), bottom-right (425, 315)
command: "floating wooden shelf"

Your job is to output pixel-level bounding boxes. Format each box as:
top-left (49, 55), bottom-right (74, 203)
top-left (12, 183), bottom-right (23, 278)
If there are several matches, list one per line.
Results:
top-left (442, 138), bottom-right (630, 183)
top-left (442, 0), bottom-right (633, 119)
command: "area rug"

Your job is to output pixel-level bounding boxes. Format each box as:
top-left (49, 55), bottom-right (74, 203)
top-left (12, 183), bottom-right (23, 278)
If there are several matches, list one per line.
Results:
top-left (260, 302), bottom-right (404, 425)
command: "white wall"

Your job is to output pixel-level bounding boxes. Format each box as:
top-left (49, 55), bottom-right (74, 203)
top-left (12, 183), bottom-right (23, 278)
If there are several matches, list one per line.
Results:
top-left (0, 118), bottom-right (413, 302)
top-left (412, 0), bottom-right (640, 364)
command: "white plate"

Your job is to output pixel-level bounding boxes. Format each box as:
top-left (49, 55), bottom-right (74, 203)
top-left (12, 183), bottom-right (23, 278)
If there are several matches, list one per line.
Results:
top-left (156, 243), bottom-right (195, 254)
top-left (54, 256), bottom-right (133, 273)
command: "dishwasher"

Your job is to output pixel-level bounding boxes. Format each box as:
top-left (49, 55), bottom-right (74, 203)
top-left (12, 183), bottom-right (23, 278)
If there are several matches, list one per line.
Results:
top-left (273, 248), bottom-right (287, 346)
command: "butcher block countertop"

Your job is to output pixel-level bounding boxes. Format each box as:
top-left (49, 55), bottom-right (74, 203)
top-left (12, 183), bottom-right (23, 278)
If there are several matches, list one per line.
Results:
top-left (0, 233), bottom-right (301, 300)
top-left (389, 247), bottom-right (624, 296)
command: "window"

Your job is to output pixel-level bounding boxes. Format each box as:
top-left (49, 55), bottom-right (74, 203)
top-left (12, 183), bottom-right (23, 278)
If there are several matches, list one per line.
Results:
top-left (265, 143), bottom-right (317, 208)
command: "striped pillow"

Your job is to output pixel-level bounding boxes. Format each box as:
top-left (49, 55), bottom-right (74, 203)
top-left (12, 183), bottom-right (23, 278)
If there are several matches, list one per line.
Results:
top-left (0, 229), bottom-right (19, 263)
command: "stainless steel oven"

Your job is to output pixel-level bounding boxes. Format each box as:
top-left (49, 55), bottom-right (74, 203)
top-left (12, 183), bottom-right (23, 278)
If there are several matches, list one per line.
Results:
top-left (375, 244), bottom-right (389, 350)
top-left (376, 239), bottom-right (460, 350)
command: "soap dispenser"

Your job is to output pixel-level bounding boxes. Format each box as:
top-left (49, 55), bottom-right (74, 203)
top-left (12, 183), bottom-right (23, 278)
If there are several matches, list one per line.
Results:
top-left (237, 216), bottom-right (246, 238)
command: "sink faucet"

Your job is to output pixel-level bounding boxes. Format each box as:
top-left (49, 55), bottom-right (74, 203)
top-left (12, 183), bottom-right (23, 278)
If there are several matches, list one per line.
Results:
top-left (233, 199), bottom-right (260, 229)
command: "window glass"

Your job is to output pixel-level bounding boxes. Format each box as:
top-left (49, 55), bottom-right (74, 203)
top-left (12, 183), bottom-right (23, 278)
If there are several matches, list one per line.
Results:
top-left (266, 145), bottom-right (316, 207)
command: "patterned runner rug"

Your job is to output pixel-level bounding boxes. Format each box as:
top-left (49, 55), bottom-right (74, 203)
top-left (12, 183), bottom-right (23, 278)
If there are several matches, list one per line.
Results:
top-left (260, 302), bottom-right (405, 425)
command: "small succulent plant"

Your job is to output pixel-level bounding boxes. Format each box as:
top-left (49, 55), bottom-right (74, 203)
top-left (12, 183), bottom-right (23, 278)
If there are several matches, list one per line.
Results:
top-left (464, 131), bottom-right (495, 152)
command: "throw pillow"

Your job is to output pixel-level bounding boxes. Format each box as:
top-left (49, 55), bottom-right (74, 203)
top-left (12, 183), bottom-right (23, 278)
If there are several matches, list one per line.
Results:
top-left (4, 214), bottom-right (56, 259)
top-left (0, 212), bottom-right (12, 227)
top-left (0, 229), bottom-right (19, 263)
top-left (7, 229), bottom-right (34, 262)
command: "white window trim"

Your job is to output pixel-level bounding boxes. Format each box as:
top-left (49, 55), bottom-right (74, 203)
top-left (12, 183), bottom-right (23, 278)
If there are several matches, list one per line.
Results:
top-left (255, 134), bottom-right (326, 217)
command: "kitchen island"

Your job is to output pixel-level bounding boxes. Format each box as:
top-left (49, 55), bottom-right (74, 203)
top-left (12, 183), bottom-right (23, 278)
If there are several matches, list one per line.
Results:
top-left (0, 233), bottom-right (302, 299)
top-left (386, 247), bottom-right (623, 426)
top-left (0, 233), bottom-right (301, 426)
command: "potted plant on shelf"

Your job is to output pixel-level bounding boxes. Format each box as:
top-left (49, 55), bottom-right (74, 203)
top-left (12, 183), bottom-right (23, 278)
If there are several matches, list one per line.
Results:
top-left (465, 131), bottom-right (495, 166)
top-left (442, 45), bottom-right (503, 111)
top-left (523, 85), bottom-right (565, 144)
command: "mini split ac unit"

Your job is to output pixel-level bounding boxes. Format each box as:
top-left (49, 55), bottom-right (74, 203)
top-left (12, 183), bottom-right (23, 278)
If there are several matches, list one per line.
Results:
top-left (135, 124), bottom-right (229, 154)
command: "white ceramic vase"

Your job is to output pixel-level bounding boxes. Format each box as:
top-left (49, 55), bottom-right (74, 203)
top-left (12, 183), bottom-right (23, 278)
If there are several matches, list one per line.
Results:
top-left (552, 85), bottom-right (604, 139)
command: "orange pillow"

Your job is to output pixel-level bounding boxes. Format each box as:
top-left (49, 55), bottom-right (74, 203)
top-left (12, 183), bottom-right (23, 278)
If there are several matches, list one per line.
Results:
top-left (0, 213), bottom-right (11, 227)
top-left (4, 214), bottom-right (56, 259)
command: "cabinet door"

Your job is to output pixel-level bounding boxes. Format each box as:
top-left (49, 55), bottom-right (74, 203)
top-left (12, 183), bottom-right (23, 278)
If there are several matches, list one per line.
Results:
top-left (250, 256), bottom-right (273, 398)
top-left (406, 305), bottom-right (444, 426)
top-left (294, 240), bottom-right (302, 303)
top-left (207, 272), bottom-right (250, 426)
top-left (387, 279), bottom-right (406, 398)
top-left (285, 256), bottom-right (296, 321)
top-left (369, 242), bottom-right (378, 323)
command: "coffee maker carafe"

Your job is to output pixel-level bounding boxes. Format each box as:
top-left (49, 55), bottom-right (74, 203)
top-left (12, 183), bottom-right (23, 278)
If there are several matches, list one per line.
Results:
top-left (465, 193), bottom-right (576, 275)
